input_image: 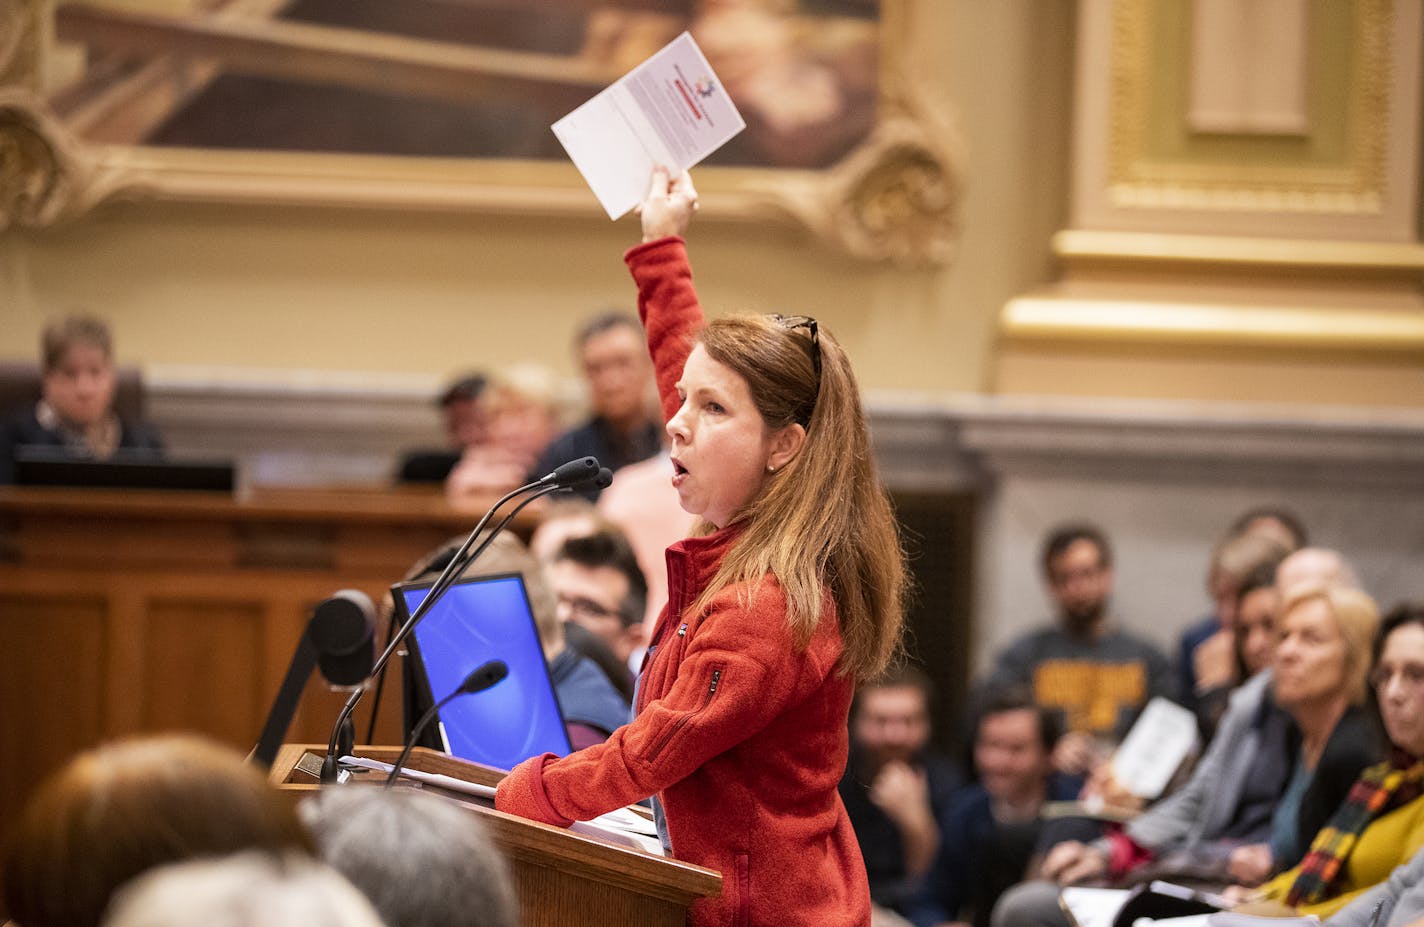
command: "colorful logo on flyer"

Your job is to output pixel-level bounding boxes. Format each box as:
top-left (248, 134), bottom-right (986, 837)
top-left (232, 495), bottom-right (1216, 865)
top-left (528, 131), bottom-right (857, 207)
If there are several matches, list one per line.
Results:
top-left (693, 77), bottom-right (717, 99)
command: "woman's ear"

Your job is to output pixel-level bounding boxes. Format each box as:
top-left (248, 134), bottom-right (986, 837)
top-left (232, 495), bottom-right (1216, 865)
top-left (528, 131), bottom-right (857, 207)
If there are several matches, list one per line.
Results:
top-left (767, 423), bottom-right (806, 472)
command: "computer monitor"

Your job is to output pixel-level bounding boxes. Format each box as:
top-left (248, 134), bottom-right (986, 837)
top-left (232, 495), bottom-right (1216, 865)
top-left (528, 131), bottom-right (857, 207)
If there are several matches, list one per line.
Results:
top-left (12, 447), bottom-right (235, 492)
top-left (393, 573), bottom-right (571, 772)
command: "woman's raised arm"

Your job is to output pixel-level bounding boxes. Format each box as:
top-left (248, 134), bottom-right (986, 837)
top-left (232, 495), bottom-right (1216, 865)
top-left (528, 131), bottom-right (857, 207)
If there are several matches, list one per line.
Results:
top-left (625, 168), bottom-right (706, 424)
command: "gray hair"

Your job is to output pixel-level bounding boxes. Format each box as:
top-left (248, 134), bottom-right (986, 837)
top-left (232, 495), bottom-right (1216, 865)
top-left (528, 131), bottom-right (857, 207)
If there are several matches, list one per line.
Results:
top-left (303, 788), bottom-right (518, 927)
top-left (103, 852), bottom-right (383, 927)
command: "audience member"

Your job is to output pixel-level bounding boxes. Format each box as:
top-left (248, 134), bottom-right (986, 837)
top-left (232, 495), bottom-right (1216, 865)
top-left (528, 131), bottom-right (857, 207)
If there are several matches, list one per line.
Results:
top-left (597, 442), bottom-right (697, 627)
top-left (841, 665), bottom-right (963, 916)
top-left (1000, 569), bottom-right (1284, 913)
top-left (1178, 533), bottom-right (1291, 735)
top-left (303, 787), bottom-right (518, 927)
top-left (1, 315), bottom-right (164, 484)
top-left (986, 523), bottom-right (1173, 776)
top-left (992, 582), bottom-right (1383, 927)
top-left (458, 532), bottom-right (629, 748)
top-left (1225, 582), bottom-right (1382, 886)
top-left (549, 526), bottom-right (649, 672)
top-left (3, 734), bottom-right (313, 927)
top-left (1236, 564), bottom-right (1286, 680)
top-left (528, 311), bottom-right (661, 500)
top-left (909, 690), bottom-right (1081, 927)
top-left (1278, 546), bottom-right (1359, 596)
top-left (1230, 599), bottom-right (1424, 919)
top-left (528, 497), bottom-right (607, 562)
top-left (396, 372), bottom-right (489, 483)
top-left (1229, 506), bottom-right (1310, 553)
top-left (445, 364), bottom-right (560, 504)
top-left (1326, 844), bottom-right (1424, 927)
top-left (102, 852), bottom-right (383, 927)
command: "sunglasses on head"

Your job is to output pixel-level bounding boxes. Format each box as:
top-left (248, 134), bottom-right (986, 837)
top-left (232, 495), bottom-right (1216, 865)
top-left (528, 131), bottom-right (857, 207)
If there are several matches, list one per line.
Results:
top-left (770, 314), bottom-right (821, 381)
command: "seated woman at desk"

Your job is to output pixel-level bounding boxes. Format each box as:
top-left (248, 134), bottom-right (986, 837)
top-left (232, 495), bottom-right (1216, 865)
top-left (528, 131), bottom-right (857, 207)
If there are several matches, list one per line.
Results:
top-left (1, 314), bottom-right (164, 483)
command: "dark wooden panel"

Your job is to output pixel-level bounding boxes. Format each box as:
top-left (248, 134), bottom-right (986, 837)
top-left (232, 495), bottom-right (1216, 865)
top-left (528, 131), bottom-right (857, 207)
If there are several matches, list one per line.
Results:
top-left (0, 593), bottom-right (108, 858)
top-left (142, 598), bottom-right (268, 747)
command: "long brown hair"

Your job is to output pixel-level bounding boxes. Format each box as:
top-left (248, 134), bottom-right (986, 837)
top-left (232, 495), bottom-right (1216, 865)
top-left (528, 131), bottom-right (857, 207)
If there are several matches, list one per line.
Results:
top-left (691, 315), bottom-right (905, 680)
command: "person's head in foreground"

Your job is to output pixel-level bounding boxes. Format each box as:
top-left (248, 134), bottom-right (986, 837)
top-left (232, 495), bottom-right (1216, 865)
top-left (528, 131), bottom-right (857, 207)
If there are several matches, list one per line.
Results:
top-left (3, 734), bottom-right (312, 927)
top-left (101, 852), bottom-right (383, 927)
top-left (303, 787), bottom-right (518, 927)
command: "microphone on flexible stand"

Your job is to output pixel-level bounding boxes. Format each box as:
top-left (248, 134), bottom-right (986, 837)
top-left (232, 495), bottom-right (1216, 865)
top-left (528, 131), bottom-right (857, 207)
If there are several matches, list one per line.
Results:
top-left (384, 659), bottom-right (509, 787)
top-left (320, 457), bottom-right (606, 783)
top-left (251, 589), bottom-right (375, 769)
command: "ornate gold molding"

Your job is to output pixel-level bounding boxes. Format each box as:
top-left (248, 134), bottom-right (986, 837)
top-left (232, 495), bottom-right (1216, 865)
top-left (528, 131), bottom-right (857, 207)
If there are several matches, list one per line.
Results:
top-left (0, 0), bottom-right (964, 266)
top-left (0, 0), bottom-right (40, 92)
top-left (1108, 0), bottom-right (1393, 215)
top-left (0, 91), bottom-right (139, 231)
top-left (1001, 296), bottom-right (1424, 354)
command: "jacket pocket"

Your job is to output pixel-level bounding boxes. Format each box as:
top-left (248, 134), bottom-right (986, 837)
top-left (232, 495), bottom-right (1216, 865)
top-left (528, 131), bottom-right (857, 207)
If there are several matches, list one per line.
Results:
top-left (646, 663), bottom-right (723, 762)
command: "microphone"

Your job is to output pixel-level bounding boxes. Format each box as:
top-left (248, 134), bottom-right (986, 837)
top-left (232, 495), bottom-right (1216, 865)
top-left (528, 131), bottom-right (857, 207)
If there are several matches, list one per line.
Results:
top-left (385, 660), bottom-right (508, 787)
top-left (250, 589), bottom-right (375, 769)
top-left (319, 457), bottom-right (602, 782)
top-left (537, 456), bottom-right (600, 488)
top-left (309, 590), bottom-right (376, 687)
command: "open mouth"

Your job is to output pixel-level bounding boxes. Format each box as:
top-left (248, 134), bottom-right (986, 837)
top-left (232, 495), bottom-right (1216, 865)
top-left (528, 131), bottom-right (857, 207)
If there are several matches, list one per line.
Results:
top-left (670, 457), bottom-right (689, 486)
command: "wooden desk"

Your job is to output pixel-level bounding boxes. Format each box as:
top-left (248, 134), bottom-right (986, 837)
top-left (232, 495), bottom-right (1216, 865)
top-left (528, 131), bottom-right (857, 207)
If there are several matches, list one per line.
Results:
top-left (269, 745), bottom-right (721, 927)
top-left (0, 484), bottom-right (518, 859)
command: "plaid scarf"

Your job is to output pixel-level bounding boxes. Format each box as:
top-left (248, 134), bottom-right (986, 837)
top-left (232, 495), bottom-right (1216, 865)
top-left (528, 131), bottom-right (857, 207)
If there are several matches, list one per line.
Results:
top-left (1285, 749), bottom-right (1424, 907)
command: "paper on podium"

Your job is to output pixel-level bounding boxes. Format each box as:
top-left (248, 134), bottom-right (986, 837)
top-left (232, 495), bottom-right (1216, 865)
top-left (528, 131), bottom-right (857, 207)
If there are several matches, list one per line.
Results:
top-left (552, 32), bottom-right (746, 219)
top-left (1110, 697), bottom-right (1200, 800)
top-left (340, 756), bottom-right (664, 855)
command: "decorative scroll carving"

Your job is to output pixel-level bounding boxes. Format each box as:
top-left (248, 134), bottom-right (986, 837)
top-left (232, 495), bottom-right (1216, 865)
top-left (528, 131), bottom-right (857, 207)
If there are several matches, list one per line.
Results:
top-left (764, 111), bottom-right (961, 268)
top-left (0, 92), bottom-right (130, 231)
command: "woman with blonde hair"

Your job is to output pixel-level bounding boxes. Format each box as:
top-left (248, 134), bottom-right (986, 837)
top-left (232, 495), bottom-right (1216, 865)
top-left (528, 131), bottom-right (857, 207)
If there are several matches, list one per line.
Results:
top-left (1228, 599), bottom-right (1424, 919)
top-left (496, 167), bottom-right (905, 927)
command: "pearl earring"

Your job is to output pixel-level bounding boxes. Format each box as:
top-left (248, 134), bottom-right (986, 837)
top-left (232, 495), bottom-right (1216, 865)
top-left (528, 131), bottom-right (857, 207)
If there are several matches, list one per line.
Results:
top-left (767, 464), bottom-right (776, 473)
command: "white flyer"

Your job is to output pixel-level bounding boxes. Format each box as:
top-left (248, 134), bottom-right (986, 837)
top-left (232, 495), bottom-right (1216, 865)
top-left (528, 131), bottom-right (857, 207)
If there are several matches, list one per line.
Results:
top-left (552, 32), bottom-right (746, 219)
top-left (1110, 696), bottom-right (1200, 800)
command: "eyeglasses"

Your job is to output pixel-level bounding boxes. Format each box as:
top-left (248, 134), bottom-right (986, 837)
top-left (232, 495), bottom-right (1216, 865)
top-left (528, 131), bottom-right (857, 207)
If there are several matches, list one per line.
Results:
top-left (771, 314), bottom-right (821, 381)
top-left (558, 593), bottom-right (630, 626)
top-left (1370, 663), bottom-right (1424, 692)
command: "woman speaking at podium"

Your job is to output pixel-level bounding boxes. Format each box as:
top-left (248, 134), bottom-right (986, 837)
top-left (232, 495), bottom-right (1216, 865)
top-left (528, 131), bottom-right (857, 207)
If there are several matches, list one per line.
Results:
top-left (497, 167), bottom-right (906, 927)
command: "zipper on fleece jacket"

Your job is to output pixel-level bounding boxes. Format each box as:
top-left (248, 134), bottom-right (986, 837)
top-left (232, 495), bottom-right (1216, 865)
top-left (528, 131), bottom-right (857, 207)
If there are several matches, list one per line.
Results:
top-left (647, 665), bottom-right (723, 762)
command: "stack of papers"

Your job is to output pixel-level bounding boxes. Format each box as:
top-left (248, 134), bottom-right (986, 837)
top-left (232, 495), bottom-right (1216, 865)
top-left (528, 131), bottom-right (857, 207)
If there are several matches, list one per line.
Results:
top-left (339, 756), bottom-right (664, 856)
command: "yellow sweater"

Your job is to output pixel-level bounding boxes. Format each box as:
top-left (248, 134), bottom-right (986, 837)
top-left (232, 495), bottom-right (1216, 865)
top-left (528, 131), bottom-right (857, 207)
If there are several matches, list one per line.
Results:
top-left (1263, 793), bottom-right (1424, 919)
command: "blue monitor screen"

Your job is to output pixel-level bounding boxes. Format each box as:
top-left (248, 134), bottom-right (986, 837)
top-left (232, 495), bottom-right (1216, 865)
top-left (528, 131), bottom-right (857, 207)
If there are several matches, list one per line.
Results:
top-left (398, 574), bottom-right (570, 771)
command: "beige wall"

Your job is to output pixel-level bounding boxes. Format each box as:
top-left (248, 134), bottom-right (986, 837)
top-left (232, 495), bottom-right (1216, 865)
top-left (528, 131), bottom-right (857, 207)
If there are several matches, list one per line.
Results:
top-left (0, 1), bottom-right (1075, 397)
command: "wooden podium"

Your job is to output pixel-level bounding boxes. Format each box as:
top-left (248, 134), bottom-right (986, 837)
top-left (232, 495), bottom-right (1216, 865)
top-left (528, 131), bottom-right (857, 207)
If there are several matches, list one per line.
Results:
top-left (269, 745), bottom-right (721, 927)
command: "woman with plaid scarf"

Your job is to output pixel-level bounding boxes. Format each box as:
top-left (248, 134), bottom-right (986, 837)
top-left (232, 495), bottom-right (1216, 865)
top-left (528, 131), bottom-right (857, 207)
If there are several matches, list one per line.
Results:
top-left (1230, 599), bottom-right (1424, 920)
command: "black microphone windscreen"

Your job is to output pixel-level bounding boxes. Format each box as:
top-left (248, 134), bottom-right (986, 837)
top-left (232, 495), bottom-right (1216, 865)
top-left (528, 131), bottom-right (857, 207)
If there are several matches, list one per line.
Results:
top-left (309, 590), bottom-right (374, 655)
top-left (546, 456), bottom-right (600, 487)
top-left (311, 590), bottom-right (376, 687)
top-left (458, 659), bottom-right (509, 695)
top-left (594, 467), bottom-right (613, 489)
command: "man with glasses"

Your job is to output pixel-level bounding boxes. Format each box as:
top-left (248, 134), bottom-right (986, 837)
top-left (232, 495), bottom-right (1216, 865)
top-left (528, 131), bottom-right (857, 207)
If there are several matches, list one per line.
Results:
top-left (549, 527), bottom-right (649, 681)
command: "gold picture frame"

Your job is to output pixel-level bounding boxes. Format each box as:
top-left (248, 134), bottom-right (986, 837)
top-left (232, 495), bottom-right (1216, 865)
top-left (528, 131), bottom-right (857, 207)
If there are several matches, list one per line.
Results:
top-left (0, 0), bottom-right (962, 266)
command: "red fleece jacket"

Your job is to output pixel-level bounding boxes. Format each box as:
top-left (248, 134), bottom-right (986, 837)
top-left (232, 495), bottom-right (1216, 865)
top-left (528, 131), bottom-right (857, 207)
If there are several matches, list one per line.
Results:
top-left (495, 237), bottom-right (871, 927)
